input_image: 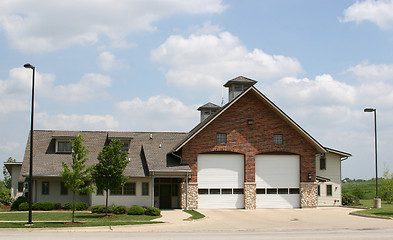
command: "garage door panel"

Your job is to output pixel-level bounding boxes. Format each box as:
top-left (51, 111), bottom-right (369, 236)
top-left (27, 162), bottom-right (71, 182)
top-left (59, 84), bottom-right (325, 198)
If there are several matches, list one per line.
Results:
top-left (197, 154), bottom-right (244, 208)
top-left (255, 154), bottom-right (300, 208)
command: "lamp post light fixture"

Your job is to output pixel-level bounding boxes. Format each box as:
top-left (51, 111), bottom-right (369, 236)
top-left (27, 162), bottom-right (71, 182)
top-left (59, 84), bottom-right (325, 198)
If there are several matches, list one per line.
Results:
top-left (24, 63), bottom-right (35, 224)
top-left (364, 107), bottom-right (381, 208)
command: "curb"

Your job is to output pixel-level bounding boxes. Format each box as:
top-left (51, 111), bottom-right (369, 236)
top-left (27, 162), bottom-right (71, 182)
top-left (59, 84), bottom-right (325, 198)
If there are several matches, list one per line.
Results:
top-left (349, 212), bottom-right (393, 220)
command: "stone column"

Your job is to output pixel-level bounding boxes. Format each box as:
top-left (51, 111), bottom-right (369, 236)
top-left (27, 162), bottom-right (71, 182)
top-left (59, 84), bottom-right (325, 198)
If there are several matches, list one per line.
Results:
top-left (180, 182), bottom-right (198, 209)
top-left (244, 182), bottom-right (256, 209)
top-left (300, 182), bottom-right (318, 208)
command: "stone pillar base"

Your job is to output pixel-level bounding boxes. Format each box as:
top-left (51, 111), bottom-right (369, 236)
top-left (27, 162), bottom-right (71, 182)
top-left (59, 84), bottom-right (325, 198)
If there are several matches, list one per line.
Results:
top-left (300, 182), bottom-right (317, 208)
top-left (244, 182), bottom-right (256, 209)
top-left (373, 197), bottom-right (381, 208)
top-left (180, 182), bottom-right (198, 210)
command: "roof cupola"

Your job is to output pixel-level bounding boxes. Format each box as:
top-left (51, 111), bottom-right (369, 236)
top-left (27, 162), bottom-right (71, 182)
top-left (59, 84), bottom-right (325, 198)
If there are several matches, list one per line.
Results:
top-left (224, 76), bottom-right (257, 102)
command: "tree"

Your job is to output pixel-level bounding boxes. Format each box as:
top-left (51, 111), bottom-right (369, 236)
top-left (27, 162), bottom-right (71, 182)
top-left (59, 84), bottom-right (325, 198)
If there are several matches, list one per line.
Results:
top-left (92, 139), bottom-right (129, 216)
top-left (380, 164), bottom-right (393, 204)
top-left (60, 135), bottom-right (93, 222)
top-left (3, 157), bottom-right (16, 189)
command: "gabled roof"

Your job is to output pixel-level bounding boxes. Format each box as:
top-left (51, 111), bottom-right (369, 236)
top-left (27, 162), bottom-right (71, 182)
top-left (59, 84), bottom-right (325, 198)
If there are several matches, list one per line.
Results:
top-left (173, 86), bottom-right (327, 153)
top-left (197, 102), bottom-right (221, 110)
top-left (21, 130), bottom-right (189, 178)
top-left (325, 147), bottom-right (352, 158)
top-left (224, 76), bottom-right (258, 87)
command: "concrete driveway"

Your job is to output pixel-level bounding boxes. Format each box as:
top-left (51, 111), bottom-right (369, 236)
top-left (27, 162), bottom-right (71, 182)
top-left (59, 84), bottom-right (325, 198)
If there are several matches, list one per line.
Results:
top-left (108, 207), bottom-right (393, 232)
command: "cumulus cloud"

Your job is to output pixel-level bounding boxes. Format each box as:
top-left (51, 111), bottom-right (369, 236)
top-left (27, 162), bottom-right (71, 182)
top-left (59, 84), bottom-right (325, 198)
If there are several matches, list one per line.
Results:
top-left (346, 62), bottom-right (393, 82)
top-left (36, 112), bottom-right (119, 130)
top-left (151, 31), bottom-right (303, 90)
top-left (97, 51), bottom-right (129, 71)
top-left (116, 95), bottom-right (199, 131)
top-left (0, 0), bottom-right (226, 52)
top-left (0, 68), bottom-right (112, 114)
top-left (341, 0), bottom-right (393, 29)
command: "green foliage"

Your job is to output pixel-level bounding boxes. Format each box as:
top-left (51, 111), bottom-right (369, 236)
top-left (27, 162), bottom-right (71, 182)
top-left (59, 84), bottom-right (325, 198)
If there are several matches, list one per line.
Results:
top-left (92, 139), bottom-right (129, 215)
top-left (3, 157), bottom-right (16, 189)
top-left (91, 205), bottom-right (106, 213)
top-left (63, 202), bottom-right (73, 210)
top-left (145, 207), bottom-right (161, 216)
top-left (183, 210), bottom-right (205, 220)
top-left (59, 135), bottom-right (93, 222)
top-left (11, 196), bottom-right (27, 210)
top-left (342, 193), bottom-right (360, 205)
top-left (351, 186), bottom-right (365, 199)
top-left (32, 202), bottom-right (54, 211)
top-left (75, 202), bottom-right (88, 211)
top-left (128, 205), bottom-right (145, 215)
top-left (54, 203), bottom-right (62, 209)
top-left (342, 178), bottom-right (381, 200)
top-left (113, 205), bottom-right (127, 215)
top-left (18, 202), bottom-right (29, 211)
top-left (0, 183), bottom-right (11, 205)
top-left (380, 165), bottom-right (393, 203)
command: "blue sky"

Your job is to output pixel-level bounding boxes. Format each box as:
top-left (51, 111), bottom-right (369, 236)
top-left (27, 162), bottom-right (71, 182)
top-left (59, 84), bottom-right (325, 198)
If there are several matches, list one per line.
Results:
top-left (1, 0), bottom-right (393, 180)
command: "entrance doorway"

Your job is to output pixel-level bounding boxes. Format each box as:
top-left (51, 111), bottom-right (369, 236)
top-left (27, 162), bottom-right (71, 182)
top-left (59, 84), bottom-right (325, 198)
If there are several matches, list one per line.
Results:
top-left (154, 178), bottom-right (181, 209)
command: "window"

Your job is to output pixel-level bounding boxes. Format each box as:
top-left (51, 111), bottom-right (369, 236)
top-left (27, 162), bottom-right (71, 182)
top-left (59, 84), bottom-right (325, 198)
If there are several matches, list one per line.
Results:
top-left (278, 188), bottom-right (289, 194)
top-left (210, 189), bottom-right (220, 194)
top-left (256, 188), bottom-right (265, 194)
top-left (60, 182), bottom-right (68, 195)
top-left (267, 188), bottom-right (277, 194)
top-left (327, 185), bottom-right (332, 196)
top-left (273, 134), bottom-right (283, 145)
top-left (124, 182), bottom-right (136, 195)
top-left (320, 154), bottom-right (326, 170)
top-left (42, 182), bottom-right (49, 195)
top-left (289, 188), bottom-right (300, 194)
top-left (142, 182), bottom-right (149, 196)
top-left (222, 189), bottom-right (232, 194)
top-left (198, 189), bottom-right (208, 194)
top-left (121, 141), bottom-right (130, 153)
top-left (317, 185), bottom-right (320, 196)
top-left (216, 133), bottom-right (227, 144)
top-left (18, 182), bottom-right (24, 192)
top-left (57, 140), bottom-right (72, 153)
top-left (233, 188), bottom-right (244, 194)
top-left (110, 186), bottom-right (122, 195)
top-left (96, 188), bottom-right (103, 195)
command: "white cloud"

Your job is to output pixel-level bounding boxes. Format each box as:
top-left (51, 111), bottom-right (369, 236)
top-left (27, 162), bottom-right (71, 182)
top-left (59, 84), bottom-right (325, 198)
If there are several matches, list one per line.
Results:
top-left (0, 0), bottom-right (226, 52)
top-left (0, 68), bottom-right (112, 114)
top-left (151, 31), bottom-right (303, 90)
top-left (341, 0), bottom-right (393, 29)
top-left (346, 62), bottom-right (393, 82)
top-left (0, 142), bottom-right (20, 152)
top-left (116, 95), bottom-right (199, 131)
top-left (36, 112), bottom-right (119, 130)
top-left (97, 51), bottom-right (129, 71)
top-left (188, 21), bottom-right (223, 35)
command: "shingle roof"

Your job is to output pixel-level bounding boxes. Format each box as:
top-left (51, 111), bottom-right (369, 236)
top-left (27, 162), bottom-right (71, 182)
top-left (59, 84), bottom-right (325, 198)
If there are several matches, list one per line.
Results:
top-left (197, 102), bottom-right (221, 110)
top-left (223, 76), bottom-right (258, 87)
top-left (21, 130), bottom-right (189, 178)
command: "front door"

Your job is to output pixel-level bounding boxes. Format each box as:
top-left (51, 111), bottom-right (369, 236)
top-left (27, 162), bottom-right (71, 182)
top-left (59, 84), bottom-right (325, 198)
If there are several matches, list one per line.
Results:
top-left (159, 184), bottom-right (172, 209)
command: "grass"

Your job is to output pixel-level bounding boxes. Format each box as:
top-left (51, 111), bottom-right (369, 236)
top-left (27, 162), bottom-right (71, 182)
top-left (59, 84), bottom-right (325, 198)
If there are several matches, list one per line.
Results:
top-left (0, 212), bottom-right (161, 228)
top-left (342, 179), bottom-right (380, 200)
top-left (183, 210), bottom-right (205, 220)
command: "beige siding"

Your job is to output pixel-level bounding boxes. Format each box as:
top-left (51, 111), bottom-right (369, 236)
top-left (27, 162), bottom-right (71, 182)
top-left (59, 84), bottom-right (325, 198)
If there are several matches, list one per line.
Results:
top-left (316, 153), bottom-right (342, 206)
top-left (10, 165), bottom-right (22, 199)
top-left (91, 178), bottom-right (152, 207)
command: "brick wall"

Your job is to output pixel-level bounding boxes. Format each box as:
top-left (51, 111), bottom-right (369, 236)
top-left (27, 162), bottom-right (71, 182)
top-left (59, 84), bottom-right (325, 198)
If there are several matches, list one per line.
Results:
top-left (180, 90), bottom-right (318, 184)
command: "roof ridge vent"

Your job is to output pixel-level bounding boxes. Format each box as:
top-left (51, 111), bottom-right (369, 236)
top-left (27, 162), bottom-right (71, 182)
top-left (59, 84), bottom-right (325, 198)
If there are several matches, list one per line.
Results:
top-left (150, 134), bottom-right (153, 139)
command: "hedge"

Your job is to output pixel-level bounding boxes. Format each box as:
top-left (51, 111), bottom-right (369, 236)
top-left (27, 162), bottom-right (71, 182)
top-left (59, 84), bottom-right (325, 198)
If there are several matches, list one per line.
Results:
top-left (11, 196), bottom-right (27, 210)
top-left (128, 205), bottom-right (145, 215)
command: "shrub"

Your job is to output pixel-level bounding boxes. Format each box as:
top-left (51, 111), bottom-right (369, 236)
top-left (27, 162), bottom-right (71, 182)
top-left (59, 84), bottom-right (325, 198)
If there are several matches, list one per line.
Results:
top-left (342, 193), bottom-right (360, 206)
top-left (145, 207), bottom-right (161, 216)
top-left (18, 202), bottom-right (29, 211)
top-left (11, 196), bottom-right (27, 210)
top-left (113, 205), bottom-right (127, 215)
top-left (54, 203), bottom-right (62, 210)
top-left (351, 186), bottom-right (365, 199)
top-left (128, 205), bottom-right (145, 215)
top-left (75, 202), bottom-right (89, 211)
top-left (32, 202), bottom-right (43, 210)
top-left (63, 202), bottom-right (72, 210)
top-left (91, 205), bottom-right (106, 213)
top-left (0, 202), bottom-right (4, 207)
top-left (32, 202), bottom-right (54, 211)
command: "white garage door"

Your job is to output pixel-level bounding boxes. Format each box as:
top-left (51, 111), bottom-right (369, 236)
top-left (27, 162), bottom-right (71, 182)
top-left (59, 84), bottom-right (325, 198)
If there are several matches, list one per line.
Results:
top-left (255, 154), bottom-right (300, 208)
top-left (198, 154), bottom-right (244, 209)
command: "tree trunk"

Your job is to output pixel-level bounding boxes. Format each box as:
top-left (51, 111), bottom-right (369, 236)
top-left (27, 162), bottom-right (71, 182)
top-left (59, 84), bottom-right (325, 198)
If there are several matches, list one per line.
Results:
top-left (72, 191), bottom-right (75, 223)
top-left (105, 189), bottom-right (109, 216)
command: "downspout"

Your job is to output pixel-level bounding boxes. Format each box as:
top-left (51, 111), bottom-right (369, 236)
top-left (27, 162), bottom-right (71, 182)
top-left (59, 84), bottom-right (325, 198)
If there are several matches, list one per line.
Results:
top-left (186, 172), bottom-right (189, 210)
top-left (151, 172), bottom-right (155, 207)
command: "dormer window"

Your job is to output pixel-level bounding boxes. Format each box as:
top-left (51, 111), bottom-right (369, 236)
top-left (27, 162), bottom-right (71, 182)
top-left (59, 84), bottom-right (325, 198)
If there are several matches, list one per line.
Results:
top-left (56, 140), bottom-right (72, 153)
top-left (121, 141), bottom-right (130, 153)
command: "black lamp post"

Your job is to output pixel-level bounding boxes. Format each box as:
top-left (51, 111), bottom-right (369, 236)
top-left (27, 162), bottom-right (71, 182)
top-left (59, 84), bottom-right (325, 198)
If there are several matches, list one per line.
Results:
top-left (24, 63), bottom-right (35, 224)
top-left (364, 108), bottom-right (381, 208)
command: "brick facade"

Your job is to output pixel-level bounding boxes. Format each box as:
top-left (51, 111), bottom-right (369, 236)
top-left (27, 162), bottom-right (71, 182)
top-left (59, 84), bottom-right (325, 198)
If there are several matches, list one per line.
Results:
top-left (179, 90), bottom-right (319, 208)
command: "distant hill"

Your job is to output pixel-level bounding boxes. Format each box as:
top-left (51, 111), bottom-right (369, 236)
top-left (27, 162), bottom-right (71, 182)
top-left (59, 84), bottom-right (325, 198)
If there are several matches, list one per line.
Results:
top-left (342, 178), bottom-right (381, 200)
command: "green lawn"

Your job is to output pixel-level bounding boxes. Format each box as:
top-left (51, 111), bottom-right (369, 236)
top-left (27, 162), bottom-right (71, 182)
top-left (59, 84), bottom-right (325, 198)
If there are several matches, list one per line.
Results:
top-left (352, 199), bottom-right (393, 218)
top-left (0, 212), bottom-right (161, 228)
top-left (183, 210), bottom-right (205, 220)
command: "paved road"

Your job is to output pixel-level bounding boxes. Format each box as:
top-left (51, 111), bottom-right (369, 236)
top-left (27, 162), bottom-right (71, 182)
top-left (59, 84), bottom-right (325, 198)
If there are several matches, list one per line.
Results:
top-left (2, 229), bottom-right (393, 240)
top-left (0, 207), bottom-right (392, 239)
